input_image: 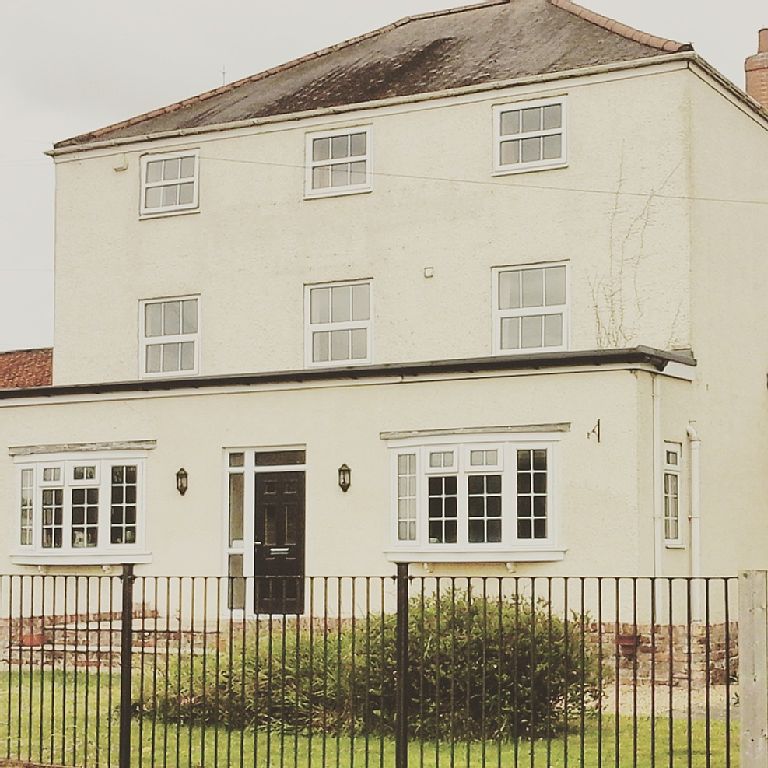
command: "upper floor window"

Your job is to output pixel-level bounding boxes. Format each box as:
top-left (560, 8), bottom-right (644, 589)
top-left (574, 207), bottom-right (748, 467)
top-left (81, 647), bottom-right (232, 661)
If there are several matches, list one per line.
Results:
top-left (305, 128), bottom-right (372, 198)
top-left (140, 150), bottom-right (199, 216)
top-left (493, 98), bottom-right (566, 174)
top-left (140, 296), bottom-right (200, 377)
top-left (15, 456), bottom-right (145, 561)
top-left (492, 264), bottom-right (568, 354)
top-left (304, 280), bottom-right (372, 367)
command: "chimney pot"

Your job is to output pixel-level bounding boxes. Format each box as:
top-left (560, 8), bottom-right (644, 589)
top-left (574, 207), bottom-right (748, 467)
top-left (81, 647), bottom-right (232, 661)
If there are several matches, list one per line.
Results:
top-left (759, 28), bottom-right (768, 53)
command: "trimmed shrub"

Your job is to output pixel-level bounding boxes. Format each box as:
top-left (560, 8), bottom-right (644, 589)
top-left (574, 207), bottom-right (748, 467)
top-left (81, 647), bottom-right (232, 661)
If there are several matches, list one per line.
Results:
top-left (136, 592), bottom-right (600, 740)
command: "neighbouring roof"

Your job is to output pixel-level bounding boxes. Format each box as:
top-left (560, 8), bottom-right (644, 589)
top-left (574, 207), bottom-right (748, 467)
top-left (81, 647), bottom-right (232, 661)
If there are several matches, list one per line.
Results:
top-left (0, 348), bottom-right (53, 389)
top-left (56, 0), bottom-right (690, 149)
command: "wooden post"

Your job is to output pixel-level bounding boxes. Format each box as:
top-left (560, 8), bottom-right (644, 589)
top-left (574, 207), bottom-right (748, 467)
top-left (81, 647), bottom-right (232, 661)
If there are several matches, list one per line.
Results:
top-left (740, 570), bottom-right (768, 767)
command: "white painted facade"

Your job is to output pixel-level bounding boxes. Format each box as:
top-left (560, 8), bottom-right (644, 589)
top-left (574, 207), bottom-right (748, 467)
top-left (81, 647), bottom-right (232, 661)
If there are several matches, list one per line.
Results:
top-left (2, 54), bottom-right (767, 586)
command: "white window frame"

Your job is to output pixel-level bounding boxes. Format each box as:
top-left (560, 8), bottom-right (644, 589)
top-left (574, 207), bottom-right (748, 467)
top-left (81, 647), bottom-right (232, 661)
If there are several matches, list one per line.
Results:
top-left (493, 97), bottom-right (567, 175)
top-left (139, 295), bottom-right (201, 378)
top-left (492, 263), bottom-right (569, 355)
top-left (304, 126), bottom-right (373, 199)
top-left (140, 150), bottom-right (200, 217)
top-left (663, 442), bottom-right (684, 548)
top-left (385, 433), bottom-right (565, 563)
top-left (304, 280), bottom-right (373, 368)
top-left (11, 452), bottom-right (150, 566)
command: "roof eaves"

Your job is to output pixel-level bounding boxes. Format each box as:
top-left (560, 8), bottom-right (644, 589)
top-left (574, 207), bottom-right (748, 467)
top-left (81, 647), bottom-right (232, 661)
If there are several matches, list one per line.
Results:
top-left (55, 0), bottom-right (511, 149)
top-left (547, 0), bottom-right (692, 53)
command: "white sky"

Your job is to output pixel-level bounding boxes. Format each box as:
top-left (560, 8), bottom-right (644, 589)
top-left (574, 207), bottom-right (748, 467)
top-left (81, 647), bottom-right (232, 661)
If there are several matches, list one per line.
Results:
top-left (0, 0), bottom-right (764, 353)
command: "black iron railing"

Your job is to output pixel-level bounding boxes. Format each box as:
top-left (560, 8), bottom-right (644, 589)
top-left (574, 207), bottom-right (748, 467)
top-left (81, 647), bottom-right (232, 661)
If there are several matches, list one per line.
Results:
top-left (0, 569), bottom-right (739, 768)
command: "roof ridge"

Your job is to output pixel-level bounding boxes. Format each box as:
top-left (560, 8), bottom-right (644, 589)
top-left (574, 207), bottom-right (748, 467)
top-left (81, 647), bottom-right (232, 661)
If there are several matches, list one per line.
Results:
top-left (547, 0), bottom-right (692, 53)
top-left (60, 0), bottom-right (511, 147)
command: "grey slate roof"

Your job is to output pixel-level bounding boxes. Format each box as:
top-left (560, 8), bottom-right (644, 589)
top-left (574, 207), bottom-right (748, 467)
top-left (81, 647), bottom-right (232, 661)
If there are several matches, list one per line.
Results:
top-left (55, 0), bottom-right (691, 148)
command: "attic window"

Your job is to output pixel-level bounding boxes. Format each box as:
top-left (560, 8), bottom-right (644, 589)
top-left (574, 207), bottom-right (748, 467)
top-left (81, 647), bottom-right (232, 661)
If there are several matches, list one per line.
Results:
top-left (493, 98), bottom-right (566, 175)
top-left (140, 150), bottom-right (199, 216)
top-left (305, 127), bottom-right (372, 198)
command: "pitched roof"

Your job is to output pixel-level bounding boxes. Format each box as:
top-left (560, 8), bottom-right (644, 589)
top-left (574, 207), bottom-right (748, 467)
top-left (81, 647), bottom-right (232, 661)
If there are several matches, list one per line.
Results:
top-left (0, 348), bottom-right (53, 390)
top-left (56, 0), bottom-right (690, 148)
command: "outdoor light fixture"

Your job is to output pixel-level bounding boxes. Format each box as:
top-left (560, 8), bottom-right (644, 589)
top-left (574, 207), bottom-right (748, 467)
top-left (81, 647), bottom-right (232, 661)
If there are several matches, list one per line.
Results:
top-left (176, 467), bottom-right (188, 496)
top-left (337, 463), bottom-right (351, 492)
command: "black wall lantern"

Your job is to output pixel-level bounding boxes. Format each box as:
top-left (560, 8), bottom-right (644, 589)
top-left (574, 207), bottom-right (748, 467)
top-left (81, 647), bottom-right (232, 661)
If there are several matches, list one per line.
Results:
top-left (337, 463), bottom-right (351, 492)
top-left (176, 467), bottom-right (188, 496)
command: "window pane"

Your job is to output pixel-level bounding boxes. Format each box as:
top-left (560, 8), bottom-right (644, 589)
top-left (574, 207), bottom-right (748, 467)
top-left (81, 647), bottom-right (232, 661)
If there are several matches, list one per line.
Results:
top-left (500, 317), bottom-right (520, 349)
top-left (163, 301), bottom-right (182, 335)
top-left (331, 135), bottom-right (349, 159)
top-left (330, 330), bottom-right (350, 361)
top-left (351, 284), bottom-right (370, 321)
top-left (310, 287), bottom-right (331, 324)
top-left (521, 137), bottom-right (541, 163)
top-left (350, 132), bottom-right (367, 156)
top-left (542, 134), bottom-right (562, 160)
top-left (145, 187), bottom-right (163, 209)
top-left (500, 110), bottom-right (520, 136)
top-left (521, 107), bottom-right (542, 133)
top-left (162, 185), bottom-right (179, 207)
top-left (229, 473), bottom-right (244, 545)
top-left (499, 140), bottom-right (520, 166)
top-left (543, 104), bottom-right (562, 130)
top-left (313, 138), bottom-right (330, 162)
top-left (543, 314), bottom-right (563, 347)
top-left (179, 156), bottom-right (195, 178)
top-left (521, 269), bottom-right (544, 307)
top-left (146, 160), bottom-right (163, 183)
top-left (145, 303), bottom-right (163, 337)
top-left (312, 166), bottom-right (330, 190)
top-left (178, 182), bottom-right (195, 205)
top-left (228, 555), bottom-right (245, 610)
top-left (163, 158), bottom-right (180, 180)
top-left (312, 331), bottom-right (329, 362)
top-left (349, 161), bottom-right (367, 186)
top-left (145, 345), bottom-right (162, 373)
top-left (521, 316), bottom-right (543, 348)
top-left (180, 342), bottom-right (195, 370)
top-left (545, 266), bottom-right (566, 306)
top-left (229, 453), bottom-right (244, 467)
top-left (350, 329), bottom-right (367, 359)
top-left (331, 286), bottom-right (351, 322)
top-left (498, 270), bottom-right (521, 310)
top-left (162, 342), bottom-right (181, 371)
top-left (182, 299), bottom-right (198, 333)
top-left (331, 163), bottom-right (349, 188)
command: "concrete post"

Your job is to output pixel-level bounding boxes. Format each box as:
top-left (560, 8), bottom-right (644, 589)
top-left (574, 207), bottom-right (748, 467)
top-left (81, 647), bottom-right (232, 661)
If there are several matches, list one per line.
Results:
top-left (740, 570), bottom-right (768, 766)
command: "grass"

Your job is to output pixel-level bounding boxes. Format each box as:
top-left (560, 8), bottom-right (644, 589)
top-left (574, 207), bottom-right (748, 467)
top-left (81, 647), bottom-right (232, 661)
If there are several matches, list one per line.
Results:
top-left (1, 670), bottom-right (737, 767)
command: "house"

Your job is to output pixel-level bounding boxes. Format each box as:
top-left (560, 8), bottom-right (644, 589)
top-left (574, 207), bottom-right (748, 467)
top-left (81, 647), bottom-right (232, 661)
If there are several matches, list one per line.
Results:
top-left (0, 349), bottom-right (52, 390)
top-left (1, 0), bottom-right (767, 616)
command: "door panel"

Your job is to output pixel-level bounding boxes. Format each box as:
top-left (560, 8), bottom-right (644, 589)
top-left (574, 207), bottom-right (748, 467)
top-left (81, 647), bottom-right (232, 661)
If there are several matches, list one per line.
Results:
top-left (254, 471), bottom-right (305, 614)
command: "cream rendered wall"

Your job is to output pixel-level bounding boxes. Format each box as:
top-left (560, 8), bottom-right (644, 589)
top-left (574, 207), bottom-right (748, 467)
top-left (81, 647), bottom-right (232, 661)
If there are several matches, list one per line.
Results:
top-left (0, 368), bottom-right (650, 577)
top-left (52, 64), bottom-right (693, 385)
top-left (686, 69), bottom-right (768, 574)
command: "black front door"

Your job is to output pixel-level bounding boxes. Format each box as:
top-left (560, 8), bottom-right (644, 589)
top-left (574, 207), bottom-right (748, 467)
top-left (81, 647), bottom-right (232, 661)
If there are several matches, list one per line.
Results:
top-left (254, 471), bottom-right (305, 614)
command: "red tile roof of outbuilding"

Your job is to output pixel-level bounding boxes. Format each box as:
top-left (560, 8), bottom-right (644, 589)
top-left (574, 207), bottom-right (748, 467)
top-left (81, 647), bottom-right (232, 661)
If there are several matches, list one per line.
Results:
top-left (0, 348), bottom-right (53, 389)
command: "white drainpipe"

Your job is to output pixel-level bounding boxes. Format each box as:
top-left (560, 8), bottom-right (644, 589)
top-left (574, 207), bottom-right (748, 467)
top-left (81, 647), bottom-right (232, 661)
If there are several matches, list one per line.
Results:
top-left (652, 375), bottom-right (663, 579)
top-left (687, 421), bottom-right (702, 619)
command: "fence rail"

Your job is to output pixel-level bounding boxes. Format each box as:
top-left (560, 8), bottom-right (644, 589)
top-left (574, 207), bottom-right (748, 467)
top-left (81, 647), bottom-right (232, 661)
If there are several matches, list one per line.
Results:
top-left (0, 570), bottom-right (741, 768)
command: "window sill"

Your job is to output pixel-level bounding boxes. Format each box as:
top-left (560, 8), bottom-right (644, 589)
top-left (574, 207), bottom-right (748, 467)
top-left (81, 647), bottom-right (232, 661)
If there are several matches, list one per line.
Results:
top-left (384, 548), bottom-right (566, 564)
top-left (139, 207), bottom-right (200, 221)
top-left (10, 552), bottom-right (153, 566)
top-left (304, 186), bottom-right (373, 201)
top-left (491, 161), bottom-right (568, 177)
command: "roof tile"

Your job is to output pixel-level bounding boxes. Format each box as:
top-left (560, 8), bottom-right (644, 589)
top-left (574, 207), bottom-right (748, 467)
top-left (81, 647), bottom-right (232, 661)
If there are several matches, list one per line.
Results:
top-left (0, 348), bottom-right (53, 390)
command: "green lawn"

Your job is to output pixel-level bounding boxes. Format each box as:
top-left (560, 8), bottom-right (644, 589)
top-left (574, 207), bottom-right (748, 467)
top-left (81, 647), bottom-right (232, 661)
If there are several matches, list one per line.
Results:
top-left (1, 670), bottom-right (737, 767)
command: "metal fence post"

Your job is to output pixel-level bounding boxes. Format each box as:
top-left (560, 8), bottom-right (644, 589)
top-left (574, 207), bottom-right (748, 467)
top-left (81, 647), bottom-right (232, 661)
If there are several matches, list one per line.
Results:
top-left (119, 564), bottom-right (135, 768)
top-left (395, 562), bottom-right (410, 768)
top-left (740, 570), bottom-right (768, 767)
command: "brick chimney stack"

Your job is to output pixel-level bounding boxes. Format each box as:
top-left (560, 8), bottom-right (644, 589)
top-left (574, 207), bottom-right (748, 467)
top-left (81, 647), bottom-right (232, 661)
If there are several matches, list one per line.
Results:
top-left (745, 28), bottom-right (768, 111)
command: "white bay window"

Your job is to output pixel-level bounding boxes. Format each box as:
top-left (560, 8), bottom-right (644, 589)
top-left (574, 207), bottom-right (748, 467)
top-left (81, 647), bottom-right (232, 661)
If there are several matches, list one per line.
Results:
top-left (13, 455), bottom-right (148, 564)
top-left (387, 435), bottom-right (564, 563)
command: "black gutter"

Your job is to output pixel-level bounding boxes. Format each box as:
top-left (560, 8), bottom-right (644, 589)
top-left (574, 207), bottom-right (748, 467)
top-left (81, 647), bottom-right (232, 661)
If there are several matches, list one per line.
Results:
top-left (0, 346), bottom-right (695, 401)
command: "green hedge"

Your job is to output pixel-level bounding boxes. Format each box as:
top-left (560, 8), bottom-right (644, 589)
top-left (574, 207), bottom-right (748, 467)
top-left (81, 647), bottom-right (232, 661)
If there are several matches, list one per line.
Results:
top-left (136, 593), bottom-right (600, 740)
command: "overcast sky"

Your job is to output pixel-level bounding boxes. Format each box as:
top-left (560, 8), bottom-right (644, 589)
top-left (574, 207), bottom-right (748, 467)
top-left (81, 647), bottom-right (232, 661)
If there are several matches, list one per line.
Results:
top-left (0, 0), bottom-right (764, 353)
